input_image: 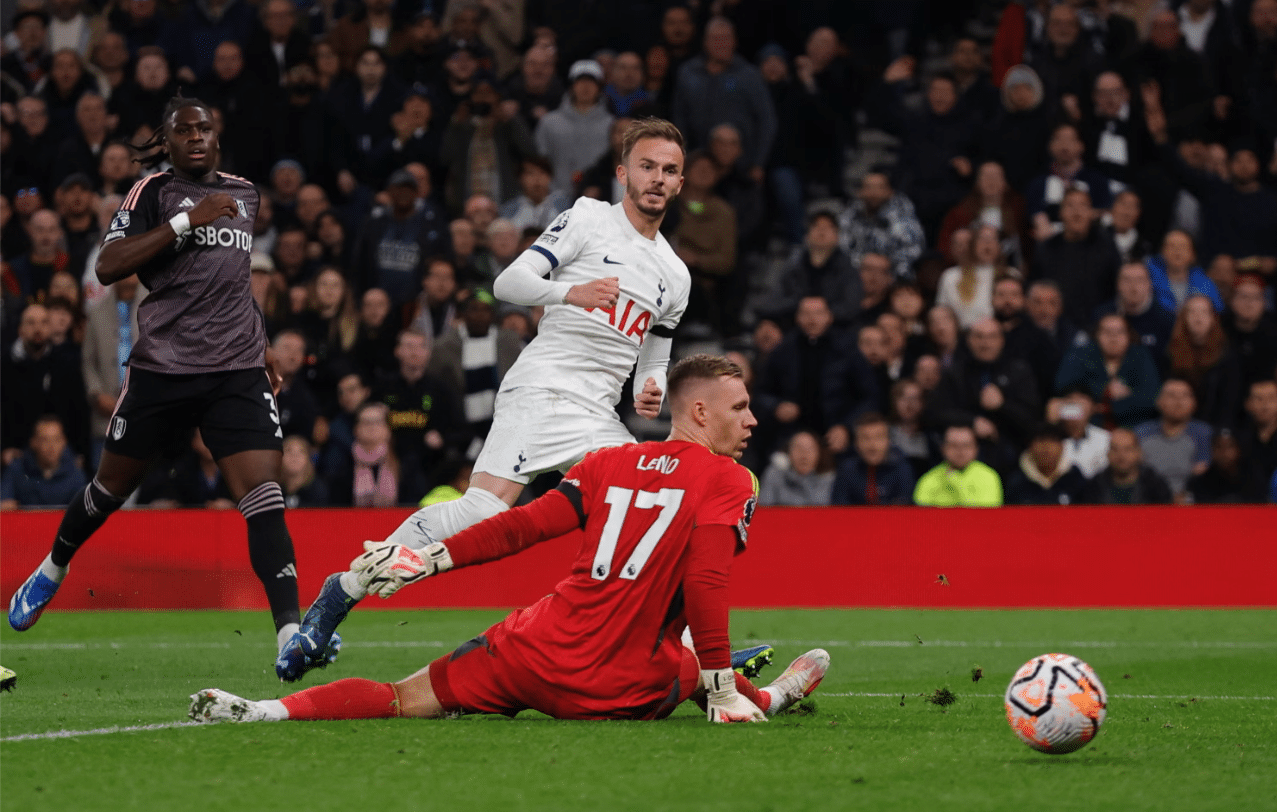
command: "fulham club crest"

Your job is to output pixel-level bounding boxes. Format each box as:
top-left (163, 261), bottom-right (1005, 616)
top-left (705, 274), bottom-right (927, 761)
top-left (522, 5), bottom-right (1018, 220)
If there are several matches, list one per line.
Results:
top-left (110, 416), bottom-right (127, 440)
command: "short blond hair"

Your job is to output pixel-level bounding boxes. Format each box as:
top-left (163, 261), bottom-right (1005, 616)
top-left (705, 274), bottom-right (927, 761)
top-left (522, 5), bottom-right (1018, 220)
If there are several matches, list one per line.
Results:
top-left (620, 117), bottom-right (685, 164)
top-left (667, 354), bottom-right (742, 400)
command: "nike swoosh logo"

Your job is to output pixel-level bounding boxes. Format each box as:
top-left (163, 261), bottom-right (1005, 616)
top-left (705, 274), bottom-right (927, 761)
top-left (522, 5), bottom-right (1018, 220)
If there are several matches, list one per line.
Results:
top-left (603, 256), bottom-right (623, 265)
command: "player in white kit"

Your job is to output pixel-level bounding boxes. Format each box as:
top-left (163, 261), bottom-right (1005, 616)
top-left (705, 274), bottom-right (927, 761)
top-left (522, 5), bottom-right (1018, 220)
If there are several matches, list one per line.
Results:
top-left (279, 119), bottom-right (693, 679)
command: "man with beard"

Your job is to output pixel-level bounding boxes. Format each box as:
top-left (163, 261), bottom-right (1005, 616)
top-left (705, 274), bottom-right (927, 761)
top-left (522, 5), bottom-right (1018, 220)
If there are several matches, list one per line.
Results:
top-left (992, 274), bottom-right (1060, 405)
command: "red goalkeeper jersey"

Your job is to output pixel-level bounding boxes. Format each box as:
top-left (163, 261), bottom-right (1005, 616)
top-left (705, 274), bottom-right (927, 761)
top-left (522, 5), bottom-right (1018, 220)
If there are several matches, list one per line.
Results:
top-left (445, 440), bottom-right (757, 712)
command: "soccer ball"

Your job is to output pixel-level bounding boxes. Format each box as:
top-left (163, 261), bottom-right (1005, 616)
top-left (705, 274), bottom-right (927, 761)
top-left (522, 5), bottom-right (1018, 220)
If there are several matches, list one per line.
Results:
top-left (1004, 653), bottom-right (1107, 754)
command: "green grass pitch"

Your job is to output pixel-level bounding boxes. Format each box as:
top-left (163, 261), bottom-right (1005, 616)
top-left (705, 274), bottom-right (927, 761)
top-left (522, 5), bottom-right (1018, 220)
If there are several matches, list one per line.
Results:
top-left (2, 609), bottom-right (1273, 812)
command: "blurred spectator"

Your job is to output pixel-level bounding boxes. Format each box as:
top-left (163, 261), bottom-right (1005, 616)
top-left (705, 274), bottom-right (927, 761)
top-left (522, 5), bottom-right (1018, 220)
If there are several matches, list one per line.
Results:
top-left (46, 0), bottom-right (94, 57)
top-left (1026, 123), bottom-right (1114, 231)
top-left (1239, 379), bottom-right (1277, 501)
top-left (271, 63), bottom-right (350, 196)
top-left (913, 354), bottom-right (943, 394)
top-left (992, 275), bottom-right (1059, 406)
top-left (428, 288), bottom-right (523, 440)
top-left (857, 324), bottom-right (892, 411)
top-left (329, 46), bottom-right (407, 183)
top-left (708, 123), bottom-right (764, 253)
top-left (1105, 190), bottom-right (1152, 265)
top-left (1146, 230), bottom-right (1224, 313)
top-left (927, 317), bottom-right (1040, 473)
top-left (10, 96), bottom-right (57, 196)
top-left (1027, 3), bottom-right (1104, 118)
top-left (949, 36), bottom-right (999, 120)
top-left (579, 115), bottom-right (629, 203)
top-left (888, 378), bottom-right (938, 479)
top-left (604, 51), bottom-right (651, 116)
top-left (1027, 279), bottom-right (1088, 354)
top-left (159, 0), bottom-right (255, 83)
top-left (245, 0), bottom-right (310, 89)
top-left (1, 9), bottom-right (51, 94)
top-left (393, 11), bottom-right (445, 88)
top-left (758, 210), bottom-right (860, 330)
top-left (754, 296), bottom-right (878, 460)
top-left (109, 47), bottom-right (176, 142)
top-left (1078, 71), bottom-right (1155, 197)
top-left (139, 429), bottom-right (235, 509)
top-left (326, 401), bottom-right (403, 507)
top-left (56, 173), bottom-right (98, 282)
top-left (1055, 313), bottom-right (1161, 429)
top-left (318, 368), bottom-right (371, 480)
top-left (280, 435), bottom-right (329, 508)
top-left (831, 412), bottom-right (915, 505)
top-left (839, 173), bottom-right (924, 281)
top-left (1004, 422), bottom-right (1089, 505)
top-left (1145, 86), bottom-right (1277, 271)
top-left (758, 430), bottom-right (834, 507)
top-left (936, 225), bottom-right (1008, 330)
top-left (462, 194), bottom-right (499, 246)
top-left (443, 1), bottom-right (521, 80)
top-left (406, 257), bottom-right (459, 341)
top-left (80, 273), bottom-right (143, 471)
top-left (1080, 426), bottom-right (1174, 504)
top-left (876, 57), bottom-right (979, 243)
top-left (674, 151), bottom-right (737, 337)
top-left (535, 59), bottom-right (612, 195)
top-left (1187, 429), bottom-right (1249, 503)
top-left (505, 43), bottom-right (562, 131)
top-left (295, 267), bottom-right (359, 411)
top-left (981, 64), bottom-right (1052, 192)
top-left (271, 329), bottom-right (322, 446)
top-left (0, 415), bottom-right (85, 510)
top-left (39, 50), bottom-right (97, 144)
top-left (1167, 294), bottom-right (1242, 426)
top-left (1222, 275), bottom-right (1277, 391)
top-left (937, 161), bottom-right (1030, 272)
top-left (1094, 261), bottom-right (1177, 371)
top-left (326, 0), bottom-right (407, 73)
top-left (9, 209), bottom-right (67, 302)
top-left (876, 312), bottom-right (916, 391)
top-left (472, 218), bottom-right (520, 288)
top-left (1135, 378), bottom-right (1213, 500)
top-left (52, 92), bottom-right (115, 190)
top-left (923, 304), bottom-right (961, 370)
top-left (248, 253), bottom-right (287, 336)
top-left (309, 209), bottom-right (353, 272)
top-left (109, 0), bottom-right (165, 55)
top-left (98, 142), bottom-right (139, 197)
top-left (499, 156), bottom-right (570, 233)
top-left (1032, 187), bottom-right (1120, 329)
top-left (272, 225), bottom-right (312, 289)
top-left (351, 287), bottom-right (399, 380)
top-left (418, 454), bottom-right (474, 507)
top-left (448, 217), bottom-right (481, 281)
top-left (369, 88), bottom-right (444, 193)
top-left (1047, 388), bottom-right (1111, 478)
top-left (913, 423), bottom-right (1003, 507)
top-left (374, 329), bottom-right (464, 500)
top-left (354, 168), bottom-right (449, 308)
top-left (440, 76), bottom-right (537, 213)
top-left (1132, 10), bottom-right (1212, 140)
top-left (671, 16), bottom-right (775, 181)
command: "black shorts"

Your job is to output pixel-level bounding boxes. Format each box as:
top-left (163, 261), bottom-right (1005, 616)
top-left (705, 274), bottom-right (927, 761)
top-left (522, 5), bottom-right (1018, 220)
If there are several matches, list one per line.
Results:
top-left (104, 366), bottom-right (284, 461)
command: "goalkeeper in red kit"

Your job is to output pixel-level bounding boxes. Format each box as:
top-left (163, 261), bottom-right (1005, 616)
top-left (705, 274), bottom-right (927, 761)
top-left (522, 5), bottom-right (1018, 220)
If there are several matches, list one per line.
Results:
top-left (190, 355), bottom-right (829, 724)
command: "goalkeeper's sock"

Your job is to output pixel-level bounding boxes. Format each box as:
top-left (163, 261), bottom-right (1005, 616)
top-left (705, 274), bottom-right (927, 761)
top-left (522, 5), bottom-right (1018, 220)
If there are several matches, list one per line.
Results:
top-left (50, 478), bottom-right (126, 567)
top-left (240, 483), bottom-right (301, 632)
top-left (735, 672), bottom-right (772, 714)
top-left (279, 679), bottom-right (402, 720)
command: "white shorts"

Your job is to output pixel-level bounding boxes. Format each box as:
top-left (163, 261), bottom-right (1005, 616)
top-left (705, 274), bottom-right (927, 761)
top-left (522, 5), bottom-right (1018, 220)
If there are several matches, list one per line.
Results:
top-left (474, 387), bottom-right (635, 484)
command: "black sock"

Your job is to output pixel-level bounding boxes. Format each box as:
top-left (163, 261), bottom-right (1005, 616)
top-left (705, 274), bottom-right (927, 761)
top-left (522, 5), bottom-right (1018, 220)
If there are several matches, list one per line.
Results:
top-left (239, 482), bottom-right (300, 632)
top-left (51, 478), bottom-right (126, 568)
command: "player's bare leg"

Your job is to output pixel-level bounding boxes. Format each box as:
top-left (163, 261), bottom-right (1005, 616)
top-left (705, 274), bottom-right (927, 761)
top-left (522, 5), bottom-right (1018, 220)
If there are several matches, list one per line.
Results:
top-left (189, 665), bottom-right (444, 724)
top-left (8, 451), bottom-right (148, 631)
top-left (294, 473), bottom-right (522, 665)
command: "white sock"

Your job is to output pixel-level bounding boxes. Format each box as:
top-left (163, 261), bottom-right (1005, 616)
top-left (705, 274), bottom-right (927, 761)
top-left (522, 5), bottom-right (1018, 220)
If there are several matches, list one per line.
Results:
top-left (258, 699), bottom-right (289, 721)
top-left (276, 623), bottom-right (299, 652)
top-left (338, 569), bottom-right (369, 600)
top-left (40, 554), bottom-right (68, 583)
top-left (761, 686), bottom-right (784, 716)
top-left (385, 487), bottom-right (510, 549)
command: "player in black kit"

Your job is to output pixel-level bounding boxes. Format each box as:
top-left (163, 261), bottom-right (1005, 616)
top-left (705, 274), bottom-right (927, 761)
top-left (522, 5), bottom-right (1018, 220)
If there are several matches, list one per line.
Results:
top-left (7, 97), bottom-right (334, 681)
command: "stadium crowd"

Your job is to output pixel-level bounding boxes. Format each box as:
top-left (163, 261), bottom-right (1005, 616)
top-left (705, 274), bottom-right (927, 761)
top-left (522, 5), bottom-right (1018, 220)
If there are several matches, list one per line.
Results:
top-left (2, 0), bottom-right (1276, 509)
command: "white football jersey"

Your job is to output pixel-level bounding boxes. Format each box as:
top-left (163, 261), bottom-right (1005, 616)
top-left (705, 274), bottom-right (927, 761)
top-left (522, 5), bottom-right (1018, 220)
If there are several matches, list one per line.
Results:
top-left (498, 197), bottom-right (690, 409)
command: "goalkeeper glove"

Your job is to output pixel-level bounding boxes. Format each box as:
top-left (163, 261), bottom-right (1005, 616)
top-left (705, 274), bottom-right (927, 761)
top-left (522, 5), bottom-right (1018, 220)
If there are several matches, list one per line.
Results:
top-left (350, 540), bottom-right (454, 598)
top-left (702, 668), bottom-right (766, 723)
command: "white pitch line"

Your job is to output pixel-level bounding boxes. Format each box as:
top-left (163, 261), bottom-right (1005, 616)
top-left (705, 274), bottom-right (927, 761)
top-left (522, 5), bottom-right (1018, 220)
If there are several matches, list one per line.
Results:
top-left (825, 692), bottom-right (1276, 701)
top-left (1, 721), bottom-right (203, 742)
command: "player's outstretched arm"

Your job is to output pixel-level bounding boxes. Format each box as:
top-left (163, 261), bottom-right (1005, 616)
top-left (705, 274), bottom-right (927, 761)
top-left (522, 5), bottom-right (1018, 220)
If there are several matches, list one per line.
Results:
top-left (633, 333), bottom-right (673, 418)
top-left (352, 489), bottom-right (584, 597)
top-left (97, 193), bottom-right (239, 284)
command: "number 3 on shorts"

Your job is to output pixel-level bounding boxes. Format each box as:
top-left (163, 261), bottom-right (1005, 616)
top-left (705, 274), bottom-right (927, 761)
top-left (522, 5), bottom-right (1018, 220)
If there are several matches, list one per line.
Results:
top-left (590, 487), bottom-right (685, 581)
top-left (263, 392), bottom-right (283, 439)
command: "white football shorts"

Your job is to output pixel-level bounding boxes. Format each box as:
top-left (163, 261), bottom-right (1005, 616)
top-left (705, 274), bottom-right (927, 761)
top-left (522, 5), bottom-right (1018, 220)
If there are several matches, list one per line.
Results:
top-left (473, 386), bottom-right (635, 484)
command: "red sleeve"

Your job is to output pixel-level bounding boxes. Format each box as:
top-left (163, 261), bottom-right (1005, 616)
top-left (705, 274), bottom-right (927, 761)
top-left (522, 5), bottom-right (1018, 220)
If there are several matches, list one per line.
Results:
top-left (695, 462), bottom-right (758, 550)
top-left (990, 3), bottom-right (1025, 87)
top-left (445, 489), bottom-right (582, 568)
top-left (682, 524), bottom-right (736, 670)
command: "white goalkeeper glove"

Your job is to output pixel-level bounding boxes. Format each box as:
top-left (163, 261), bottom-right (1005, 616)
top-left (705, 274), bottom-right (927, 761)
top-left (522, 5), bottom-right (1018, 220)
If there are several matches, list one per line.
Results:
top-left (702, 667), bottom-right (766, 723)
top-left (350, 540), bottom-right (454, 599)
